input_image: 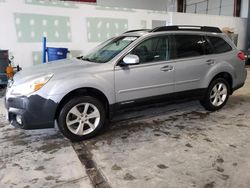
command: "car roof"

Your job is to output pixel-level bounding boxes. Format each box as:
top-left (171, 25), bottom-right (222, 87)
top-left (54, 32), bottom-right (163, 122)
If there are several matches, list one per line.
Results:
top-left (121, 25), bottom-right (224, 37)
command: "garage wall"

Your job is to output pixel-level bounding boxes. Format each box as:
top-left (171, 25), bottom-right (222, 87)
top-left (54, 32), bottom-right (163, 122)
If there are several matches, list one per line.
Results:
top-left (185, 0), bottom-right (234, 16)
top-left (0, 0), bottom-right (169, 67)
top-left (0, 0), bottom-right (247, 68)
top-left (97, 0), bottom-right (177, 11)
top-left (240, 0), bottom-right (249, 18)
top-left (170, 12), bottom-right (248, 50)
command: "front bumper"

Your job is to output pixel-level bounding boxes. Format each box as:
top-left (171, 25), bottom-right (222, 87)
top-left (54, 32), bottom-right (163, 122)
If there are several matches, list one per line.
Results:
top-left (5, 94), bottom-right (58, 130)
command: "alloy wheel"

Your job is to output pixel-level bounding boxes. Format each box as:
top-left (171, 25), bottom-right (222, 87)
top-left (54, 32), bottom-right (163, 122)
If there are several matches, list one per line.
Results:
top-left (210, 82), bottom-right (228, 107)
top-left (66, 103), bottom-right (100, 135)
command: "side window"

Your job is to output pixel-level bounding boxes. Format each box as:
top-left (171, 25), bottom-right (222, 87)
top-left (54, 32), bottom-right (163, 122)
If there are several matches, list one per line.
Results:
top-left (172, 35), bottom-right (205, 59)
top-left (203, 36), bottom-right (214, 55)
top-left (131, 36), bottom-right (169, 64)
top-left (207, 36), bottom-right (232, 54)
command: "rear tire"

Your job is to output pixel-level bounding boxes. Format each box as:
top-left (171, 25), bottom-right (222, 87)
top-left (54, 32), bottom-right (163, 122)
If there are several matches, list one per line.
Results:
top-left (200, 78), bottom-right (230, 111)
top-left (58, 96), bottom-right (106, 141)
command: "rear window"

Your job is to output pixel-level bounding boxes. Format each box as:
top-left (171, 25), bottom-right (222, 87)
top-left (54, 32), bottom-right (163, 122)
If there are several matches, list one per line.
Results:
top-left (172, 35), bottom-right (205, 59)
top-left (207, 36), bottom-right (232, 54)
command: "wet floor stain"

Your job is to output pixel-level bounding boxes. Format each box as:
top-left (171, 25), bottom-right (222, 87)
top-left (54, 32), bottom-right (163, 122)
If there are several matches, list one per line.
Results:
top-left (204, 181), bottom-right (214, 188)
top-left (185, 143), bottom-right (193, 148)
top-left (236, 124), bottom-right (249, 128)
top-left (157, 164), bottom-right (168, 169)
top-left (204, 138), bottom-right (212, 142)
top-left (0, 112), bottom-right (83, 188)
top-left (154, 133), bottom-right (161, 136)
top-left (220, 174), bottom-right (229, 180)
top-left (123, 173), bottom-right (136, 181)
top-left (216, 166), bottom-right (224, 172)
top-left (84, 106), bottom-right (219, 150)
top-left (36, 141), bottom-right (67, 154)
top-left (34, 166), bottom-right (45, 171)
top-left (111, 164), bottom-right (122, 171)
top-left (45, 175), bottom-right (58, 181)
top-left (232, 162), bottom-right (237, 166)
top-left (31, 178), bottom-right (39, 183)
top-left (216, 157), bottom-right (224, 164)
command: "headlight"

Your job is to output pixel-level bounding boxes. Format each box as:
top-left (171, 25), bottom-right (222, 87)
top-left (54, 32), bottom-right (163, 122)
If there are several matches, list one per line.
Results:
top-left (11, 73), bottom-right (53, 96)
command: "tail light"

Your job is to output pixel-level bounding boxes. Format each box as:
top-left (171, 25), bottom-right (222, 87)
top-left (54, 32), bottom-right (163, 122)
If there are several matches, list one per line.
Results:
top-left (238, 51), bottom-right (246, 61)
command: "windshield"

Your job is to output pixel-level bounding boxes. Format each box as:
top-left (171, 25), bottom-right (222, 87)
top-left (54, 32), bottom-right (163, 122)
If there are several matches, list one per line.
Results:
top-left (82, 36), bottom-right (138, 63)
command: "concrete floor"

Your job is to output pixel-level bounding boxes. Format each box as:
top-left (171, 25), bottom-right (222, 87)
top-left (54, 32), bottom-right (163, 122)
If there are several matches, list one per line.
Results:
top-left (1, 68), bottom-right (250, 188)
top-left (0, 98), bottom-right (92, 187)
top-left (79, 68), bottom-right (250, 188)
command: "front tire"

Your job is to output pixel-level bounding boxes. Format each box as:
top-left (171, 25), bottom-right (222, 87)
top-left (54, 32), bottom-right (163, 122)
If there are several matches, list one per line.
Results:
top-left (200, 78), bottom-right (230, 111)
top-left (58, 96), bottom-right (106, 141)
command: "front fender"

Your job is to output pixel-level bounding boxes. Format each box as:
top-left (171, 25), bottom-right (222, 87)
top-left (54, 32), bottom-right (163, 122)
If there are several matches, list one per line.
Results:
top-left (38, 72), bottom-right (115, 105)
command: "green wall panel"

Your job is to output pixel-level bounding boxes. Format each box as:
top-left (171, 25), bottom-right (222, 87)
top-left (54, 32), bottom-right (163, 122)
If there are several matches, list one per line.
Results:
top-left (96, 6), bottom-right (135, 12)
top-left (25, 0), bottom-right (78, 8)
top-left (147, 10), bottom-right (167, 14)
top-left (86, 17), bottom-right (128, 42)
top-left (14, 13), bottom-right (72, 43)
top-left (32, 51), bottom-right (43, 65)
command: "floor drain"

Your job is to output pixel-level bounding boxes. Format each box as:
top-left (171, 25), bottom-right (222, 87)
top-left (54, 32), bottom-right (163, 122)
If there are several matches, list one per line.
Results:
top-left (72, 142), bottom-right (111, 188)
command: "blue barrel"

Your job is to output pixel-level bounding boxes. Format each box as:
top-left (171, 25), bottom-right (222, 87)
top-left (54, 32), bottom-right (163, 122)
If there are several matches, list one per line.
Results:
top-left (47, 47), bottom-right (69, 62)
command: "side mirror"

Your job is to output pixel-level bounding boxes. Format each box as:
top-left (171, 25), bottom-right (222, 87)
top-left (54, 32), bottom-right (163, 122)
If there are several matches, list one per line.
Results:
top-left (122, 54), bottom-right (139, 66)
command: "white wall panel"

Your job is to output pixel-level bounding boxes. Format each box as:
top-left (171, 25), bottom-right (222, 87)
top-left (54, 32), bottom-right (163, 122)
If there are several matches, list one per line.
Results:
top-left (208, 0), bottom-right (220, 9)
top-left (240, 0), bottom-right (249, 18)
top-left (221, 0), bottom-right (234, 6)
top-left (220, 5), bottom-right (234, 16)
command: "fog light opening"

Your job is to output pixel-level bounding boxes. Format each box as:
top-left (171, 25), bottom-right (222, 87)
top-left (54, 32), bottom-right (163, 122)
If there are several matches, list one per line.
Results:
top-left (16, 115), bottom-right (22, 125)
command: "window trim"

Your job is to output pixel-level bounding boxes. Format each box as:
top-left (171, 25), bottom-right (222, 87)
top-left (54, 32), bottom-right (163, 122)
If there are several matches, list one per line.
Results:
top-left (203, 35), bottom-right (215, 55)
top-left (116, 35), bottom-right (171, 66)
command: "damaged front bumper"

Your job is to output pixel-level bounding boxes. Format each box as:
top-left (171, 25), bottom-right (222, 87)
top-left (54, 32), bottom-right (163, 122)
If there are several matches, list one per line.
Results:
top-left (5, 94), bottom-right (58, 130)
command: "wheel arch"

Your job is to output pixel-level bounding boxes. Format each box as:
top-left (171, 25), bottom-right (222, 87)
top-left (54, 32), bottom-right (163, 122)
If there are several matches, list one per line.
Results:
top-left (208, 72), bottom-right (233, 94)
top-left (55, 87), bottom-right (110, 120)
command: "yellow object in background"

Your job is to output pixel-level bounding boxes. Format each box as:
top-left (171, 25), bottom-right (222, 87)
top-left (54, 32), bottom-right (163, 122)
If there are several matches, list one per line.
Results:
top-left (6, 65), bottom-right (14, 78)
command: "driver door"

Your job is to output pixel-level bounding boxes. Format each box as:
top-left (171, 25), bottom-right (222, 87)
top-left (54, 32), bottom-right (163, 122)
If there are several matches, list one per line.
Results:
top-left (114, 35), bottom-right (175, 103)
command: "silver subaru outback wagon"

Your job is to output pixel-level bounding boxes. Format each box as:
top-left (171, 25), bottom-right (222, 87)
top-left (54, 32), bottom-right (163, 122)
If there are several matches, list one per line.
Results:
top-left (5, 25), bottom-right (247, 141)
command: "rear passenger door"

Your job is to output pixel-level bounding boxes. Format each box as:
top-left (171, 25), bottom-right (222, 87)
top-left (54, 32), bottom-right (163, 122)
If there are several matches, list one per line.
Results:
top-left (171, 34), bottom-right (213, 92)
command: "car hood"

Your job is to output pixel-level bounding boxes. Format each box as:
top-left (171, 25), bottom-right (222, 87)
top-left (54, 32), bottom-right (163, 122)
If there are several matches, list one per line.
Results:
top-left (13, 58), bottom-right (101, 84)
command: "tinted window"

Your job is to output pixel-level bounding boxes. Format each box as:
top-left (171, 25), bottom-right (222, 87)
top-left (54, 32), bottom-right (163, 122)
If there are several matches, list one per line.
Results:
top-left (172, 35), bottom-right (205, 59)
top-left (203, 37), bottom-right (214, 54)
top-left (131, 36), bottom-right (169, 64)
top-left (207, 36), bottom-right (232, 54)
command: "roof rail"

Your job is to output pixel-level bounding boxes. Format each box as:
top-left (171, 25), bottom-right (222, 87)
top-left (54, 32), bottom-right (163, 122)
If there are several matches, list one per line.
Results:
top-left (151, 25), bottom-right (222, 33)
top-left (124, 29), bottom-right (150, 34)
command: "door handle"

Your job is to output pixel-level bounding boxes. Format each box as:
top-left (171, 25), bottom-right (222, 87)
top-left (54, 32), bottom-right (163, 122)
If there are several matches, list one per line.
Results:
top-left (206, 59), bottom-right (216, 65)
top-left (161, 65), bottom-right (173, 72)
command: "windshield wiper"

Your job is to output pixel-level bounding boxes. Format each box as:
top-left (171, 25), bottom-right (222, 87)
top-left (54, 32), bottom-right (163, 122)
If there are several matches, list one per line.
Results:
top-left (76, 56), bottom-right (83, 60)
top-left (77, 56), bottom-right (104, 63)
top-left (77, 56), bottom-right (93, 62)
